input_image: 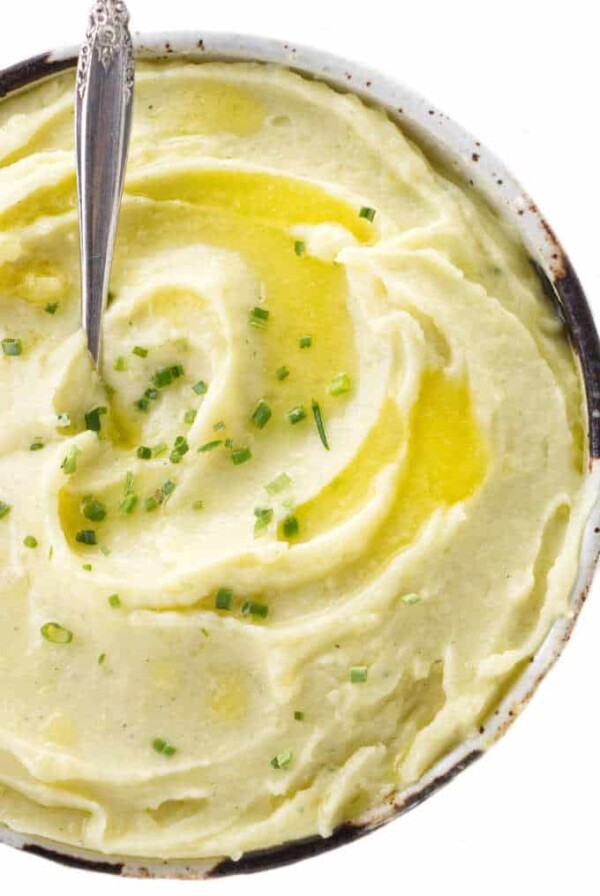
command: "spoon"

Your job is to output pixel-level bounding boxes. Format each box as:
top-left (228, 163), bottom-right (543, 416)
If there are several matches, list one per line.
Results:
top-left (76, 0), bottom-right (135, 366)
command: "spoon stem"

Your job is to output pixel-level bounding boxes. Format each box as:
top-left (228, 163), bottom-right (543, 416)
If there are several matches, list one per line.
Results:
top-left (76, 0), bottom-right (134, 366)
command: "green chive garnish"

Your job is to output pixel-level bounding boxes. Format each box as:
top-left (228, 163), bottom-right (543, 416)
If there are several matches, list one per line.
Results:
top-left (271, 749), bottom-right (293, 769)
top-left (0, 502), bottom-right (11, 519)
top-left (184, 409), bottom-right (197, 425)
top-left (144, 496), bottom-right (159, 512)
top-left (108, 594), bottom-right (121, 608)
top-left (120, 494), bottom-right (138, 514)
top-left (137, 446), bottom-right (152, 460)
top-left (283, 515), bottom-right (299, 538)
top-left (41, 622), bottom-right (73, 644)
top-left (299, 335), bottom-right (312, 349)
top-left (132, 346), bottom-right (148, 358)
top-left (215, 588), bottom-right (233, 611)
top-left (294, 711), bottom-right (305, 721)
top-left (45, 303), bottom-right (59, 315)
top-left (294, 240), bottom-right (306, 257)
top-left (85, 406), bottom-right (107, 433)
top-left (249, 306), bottom-right (270, 328)
top-left (287, 405), bottom-right (306, 425)
top-left (61, 446), bottom-right (81, 475)
top-left (192, 500), bottom-right (204, 511)
top-left (82, 563), bottom-right (93, 571)
top-left (192, 380), bottom-right (208, 395)
top-left (251, 399), bottom-right (272, 430)
top-left (76, 529), bottom-right (97, 545)
top-left (152, 367), bottom-right (173, 388)
top-left (231, 446), bottom-right (252, 465)
top-left (1, 338), bottom-right (22, 357)
top-left (98, 652), bottom-right (106, 665)
top-left (151, 442), bottom-right (167, 458)
top-left (254, 507), bottom-right (274, 536)
top-left (30, 440), bottom-right (44, 451)
top-left (276, 366), bottom-right (290, 381)
top-left (329, 372), bottom-right (351, 396)
top-left (266, 472), bottom-right (292, 495)
top-left (359, 206), bottom-right (376, 222)
top-left (401, 593), bottom-right (421, 605)
top-left (213, 421), bottom-right (225, 432)
top-left (23, 535), bottom-right (38, 549)
top-left (162, 480), bottom-right (176, 497)
top-left (198, 440), bottom-right (222, 453)
top-left (83, 499), bottom-right (106, 522)
top-left (241, 600), bottom-right (269, 619)
top-left (312, 401), bottom-right (330, 450)
top-left (225, 438), bottom-right (233, 448)
top-left (152, 738), bottom-right (176, 757)
top-left (350, 665), bottom-right (368, 683)
top-left (170, 435), bottom-right (189, 464)
top-left (114, 355), bottom-right (126, 372)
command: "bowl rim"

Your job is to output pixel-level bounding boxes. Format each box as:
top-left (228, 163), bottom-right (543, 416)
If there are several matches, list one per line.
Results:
top-left (0, 29), bottom-right (599, 880)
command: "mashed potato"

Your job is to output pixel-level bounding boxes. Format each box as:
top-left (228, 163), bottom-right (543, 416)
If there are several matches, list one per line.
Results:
top-left (0, 62), bottom-right (593, 860)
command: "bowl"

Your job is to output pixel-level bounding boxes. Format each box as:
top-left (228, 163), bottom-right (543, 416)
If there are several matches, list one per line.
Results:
top-left (1, 31), bottom-right (599, 880)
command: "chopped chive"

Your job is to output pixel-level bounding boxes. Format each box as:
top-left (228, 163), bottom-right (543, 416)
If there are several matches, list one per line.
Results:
top-left (213, 421), bottom-right (225, 432)
top-left (251, 399), bottom-right (272, 430)
top-left (85, 406), bottom-right (107, 433)
top-left (114, 355), bottom-right (126, 372)
top-left (0, 502), bottom-right (11, 519)
top-left (1, 337), bottom-right (22, 357)
top-left (23, 535), bottom-right (38, 549)
top-left (225, 437), bottom-right (233, 448)
top-left (132, 346), bottom-right (148, 358)
top-left (108, 594), bottom-right (121, 608)
top-left (144, 496), bottom-right (159, 512)
top-left (170, 435), bottom-right (189, 464)
top-left (61, 446), bottom-right (81, 475)
top-left (135, 397), bottom-right (150, 412)
top-left (41, 622), bottom-right (73, 644)
top-left (299, 335), bottom-right (312, 349)
top-left (76, 529), bottom-right (97, 545)
top-left (359, 206), bottom-right (376, 222)
top-left (119, 494), bottom-right (138, 514)
top-left (231, 446), bottom-right (252, 465)
top-left (254, 506), bottom-right (274, 536)
top-left (152, 738), bottom-right (176, 757)
top-left (294, 240), bottom-right (306, 257)
top-left (151, 442), bottom-right (168, 458)
top-left (162, 480), bottom-right (176, 497)
top-left (401, 593), bottom-right (421, 605)
top-left (45, 302), bottom-right (59, 315)
top-left (312, 401), bottom-right (330, 450)
top-left (276, 365), bottom-right (290, 381)
top-left (198, 439), bottom-right (222, 453)
top-left (83, 499), bottom-right (106, 522)
top-left (56, 413), bottom-right (71, 428)
top-left (137, 446), bottom-right (152, 460)
top-left (249, 306), bottom-right (270, 328)
top-left (184, 409), bottom-right (197, 425)
top-left (271, 749), bottom-right (293, 769)
top-left (283, 514), bottom-right (299, 538)
top-left (241, 600), bottom-right (269, 619)
top-left (98, 652), bottom-right (106, 665)
top-left (329, 372), bottom-right (351, 396)
top-left (30, 440), bottom-right (45, 451)
top-left (171, 364), bottom-right (184, 379)
top-left (152, 367), bottom-right (173, 388)
top-left (294, 711), bottom-right (305, 721)
top-left (192, 380), bottom-right (208, 395)
top-left (124, 471), bottom-right (134, 494)
top-left (192, 500), bottom-right (204, 511)
top-left (82, 563), bottom-right (92, 571)
top-left (215, 588), bottom-right (233, 611)
top-left (350, 665), bottom-right (368, 683)
top-left (287, 405), bottom-right (306, 425)
top-left (266, 472), bottom-right (292, 495)
top-left (145, 388), bottom-right (160, 401)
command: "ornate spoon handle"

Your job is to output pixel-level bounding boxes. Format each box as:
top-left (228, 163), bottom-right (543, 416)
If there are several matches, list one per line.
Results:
top-left (76, 0), bottom-right (134, 366)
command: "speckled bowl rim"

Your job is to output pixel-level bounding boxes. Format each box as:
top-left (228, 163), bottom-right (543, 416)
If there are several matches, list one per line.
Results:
top-left (0, 31), bottom-right (598, 880)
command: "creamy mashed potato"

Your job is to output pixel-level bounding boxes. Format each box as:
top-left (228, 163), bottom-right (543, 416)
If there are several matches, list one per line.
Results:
top-left (0, 62), bottom-right (593, 860)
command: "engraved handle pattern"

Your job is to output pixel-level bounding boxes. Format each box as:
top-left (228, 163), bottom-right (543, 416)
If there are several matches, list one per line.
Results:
top-left (76, 0), bottom-right (134, 364)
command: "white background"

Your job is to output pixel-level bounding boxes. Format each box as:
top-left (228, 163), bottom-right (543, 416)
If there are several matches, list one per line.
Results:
top-left (1, 1), bottom-right (598, 893)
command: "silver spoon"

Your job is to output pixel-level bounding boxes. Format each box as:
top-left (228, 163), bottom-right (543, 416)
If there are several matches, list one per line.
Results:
top-left (76, 0), bottom-right (134, 366)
